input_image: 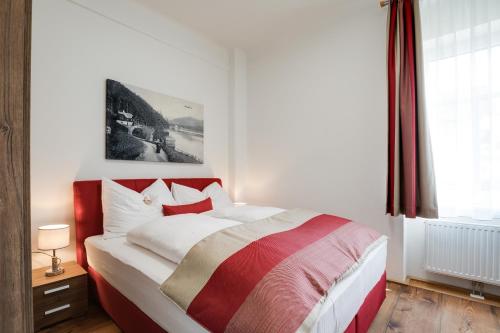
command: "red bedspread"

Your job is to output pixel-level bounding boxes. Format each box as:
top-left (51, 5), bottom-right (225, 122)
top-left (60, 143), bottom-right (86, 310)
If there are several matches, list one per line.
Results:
top-left (161, 209), bottom-right (384, 333)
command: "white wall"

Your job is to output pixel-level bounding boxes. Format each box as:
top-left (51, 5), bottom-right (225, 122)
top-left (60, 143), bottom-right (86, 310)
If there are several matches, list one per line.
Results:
top-left (31, 0), bottom-right (231, 268)
top-left (245, 0), bottom-right (407, 282)
top-left (228, 49), bottom-right (248, 201)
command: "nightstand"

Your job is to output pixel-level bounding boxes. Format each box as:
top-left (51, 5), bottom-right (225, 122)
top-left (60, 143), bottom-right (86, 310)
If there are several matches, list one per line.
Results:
top-left (32, 261), bottom-right (88, 331)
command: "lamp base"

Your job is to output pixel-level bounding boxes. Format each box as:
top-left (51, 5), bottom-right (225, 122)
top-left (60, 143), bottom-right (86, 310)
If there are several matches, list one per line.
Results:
top-left (45, 266), bottom-right (65, 277)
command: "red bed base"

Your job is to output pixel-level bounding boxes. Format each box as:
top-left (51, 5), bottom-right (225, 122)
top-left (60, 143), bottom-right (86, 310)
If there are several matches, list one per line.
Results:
top-left (74, 178), bottom-right (386, 333)
top-left (90, 265), bottom-right (385, 333)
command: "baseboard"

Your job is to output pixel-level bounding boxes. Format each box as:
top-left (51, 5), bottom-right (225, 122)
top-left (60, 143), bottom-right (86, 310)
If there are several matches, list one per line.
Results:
top-left (404, 276), bottom-right (500, 307)
top-left (386, 277), bottom-right (410, 285)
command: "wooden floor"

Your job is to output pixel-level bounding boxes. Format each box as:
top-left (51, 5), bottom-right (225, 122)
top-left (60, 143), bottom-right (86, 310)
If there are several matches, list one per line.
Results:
top-left (369, 282), bottom-right (500, 333)
top-left (39, 282), bottom-right (500, 333)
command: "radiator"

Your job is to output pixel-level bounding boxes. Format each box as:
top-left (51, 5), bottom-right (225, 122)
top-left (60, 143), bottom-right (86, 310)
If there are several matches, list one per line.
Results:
top-left (425, 220), bottom-right (500, 286)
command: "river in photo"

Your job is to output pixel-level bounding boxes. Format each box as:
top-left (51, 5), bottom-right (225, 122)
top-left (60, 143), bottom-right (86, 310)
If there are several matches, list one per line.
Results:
top-left (168, 129), bottom-right (203, 161)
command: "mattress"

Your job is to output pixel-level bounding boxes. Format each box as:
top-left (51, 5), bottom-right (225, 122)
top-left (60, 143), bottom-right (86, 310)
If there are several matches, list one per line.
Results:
top-left (85, 235), bottom-right (387, 333)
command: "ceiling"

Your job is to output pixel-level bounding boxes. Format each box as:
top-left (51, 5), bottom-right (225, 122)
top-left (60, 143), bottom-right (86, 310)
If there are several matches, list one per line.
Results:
top-left (133, 0), bottom-right (343, 50)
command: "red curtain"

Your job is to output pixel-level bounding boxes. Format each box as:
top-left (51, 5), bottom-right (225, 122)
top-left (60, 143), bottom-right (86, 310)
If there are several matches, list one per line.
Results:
top-left (386, 0), bottom-right (438, 219)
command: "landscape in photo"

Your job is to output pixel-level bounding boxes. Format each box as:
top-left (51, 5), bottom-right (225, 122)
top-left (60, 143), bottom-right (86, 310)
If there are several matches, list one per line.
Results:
top-left (106, 79), bottom-right (203, 163)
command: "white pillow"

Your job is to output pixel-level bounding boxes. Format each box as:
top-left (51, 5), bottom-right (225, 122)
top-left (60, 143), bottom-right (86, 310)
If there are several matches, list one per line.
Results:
top-left (171, 183), bottom-right (207, 204)
top-left (101, 178), bottom-right (168, 239)
top-left (202, 182), bottom-right (233, 210)
top-left (141, 178), bottom-right (176, 206)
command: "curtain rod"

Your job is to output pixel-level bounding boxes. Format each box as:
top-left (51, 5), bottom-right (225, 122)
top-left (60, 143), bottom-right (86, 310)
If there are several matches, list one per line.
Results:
top-left (380, 0), bottom-right (390, 7)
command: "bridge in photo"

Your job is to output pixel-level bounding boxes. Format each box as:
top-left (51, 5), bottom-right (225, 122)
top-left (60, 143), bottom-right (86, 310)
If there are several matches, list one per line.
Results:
top-left (116, 120), bottom-right (145, 135)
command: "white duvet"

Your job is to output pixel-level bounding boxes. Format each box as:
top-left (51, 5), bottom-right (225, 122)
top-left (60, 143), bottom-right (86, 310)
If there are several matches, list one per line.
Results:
top-left (127, 214), bottom-right (240, 264)
top-left (127, 205), bottom-right (284, 263)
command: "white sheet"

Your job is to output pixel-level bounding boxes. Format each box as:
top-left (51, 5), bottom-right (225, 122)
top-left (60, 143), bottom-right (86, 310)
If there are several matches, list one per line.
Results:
top-left (127, 214), bottom-right (240, 264)
top-left (85, 235), bottom-right (386, 333)
top-left (203, 205), bottom-right (285, 223)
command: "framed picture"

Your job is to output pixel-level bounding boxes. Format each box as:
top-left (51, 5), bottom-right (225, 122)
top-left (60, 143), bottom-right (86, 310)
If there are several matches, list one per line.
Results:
top-left (105, 79), bottom-right (203, 163)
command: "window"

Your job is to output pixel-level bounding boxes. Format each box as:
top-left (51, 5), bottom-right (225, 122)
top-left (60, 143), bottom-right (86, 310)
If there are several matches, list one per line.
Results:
top-left (420, 0), bottom-right (500, 220)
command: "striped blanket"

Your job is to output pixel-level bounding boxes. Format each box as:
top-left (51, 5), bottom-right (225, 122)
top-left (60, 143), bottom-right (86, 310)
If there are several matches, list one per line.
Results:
top-left (160, 209), bottom-right (384, 333)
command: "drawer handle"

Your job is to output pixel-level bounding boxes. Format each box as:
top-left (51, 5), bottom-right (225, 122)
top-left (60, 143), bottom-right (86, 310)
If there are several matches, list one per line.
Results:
top-left (44, 284), bottom-right (70, 295)
top-left (44, 304), bottom-right (70, 316)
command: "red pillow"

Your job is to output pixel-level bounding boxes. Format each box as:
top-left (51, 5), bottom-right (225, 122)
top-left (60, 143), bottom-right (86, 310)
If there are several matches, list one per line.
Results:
top-left (162, 198), bottom-right (213, 216)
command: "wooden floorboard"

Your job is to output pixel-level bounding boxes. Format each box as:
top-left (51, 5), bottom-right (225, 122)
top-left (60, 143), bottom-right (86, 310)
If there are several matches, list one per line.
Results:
top-left (388, 286), bottom-right (442, 333)
top-left (368, 282), bottom-right (402, 333)
top-left (39, 282), bottom-right (500, 333)
top-left (440, 296), bottom-right (475, 333)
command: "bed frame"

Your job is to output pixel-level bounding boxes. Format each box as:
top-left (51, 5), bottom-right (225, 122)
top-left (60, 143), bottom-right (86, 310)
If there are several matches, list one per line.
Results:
top-left (73, 177), bottom-right (386, 333)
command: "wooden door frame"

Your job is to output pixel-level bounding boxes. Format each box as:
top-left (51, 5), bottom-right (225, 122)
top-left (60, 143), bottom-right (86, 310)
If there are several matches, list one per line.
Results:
top-left (0, 0), bottom-right (33, 332)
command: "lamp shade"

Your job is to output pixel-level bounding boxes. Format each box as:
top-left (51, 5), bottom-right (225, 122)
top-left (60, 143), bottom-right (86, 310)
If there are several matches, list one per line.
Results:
top-left (38, 224), bottom-right (70, 250)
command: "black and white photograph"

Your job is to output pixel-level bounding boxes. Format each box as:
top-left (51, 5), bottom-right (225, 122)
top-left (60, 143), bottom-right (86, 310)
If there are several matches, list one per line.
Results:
top-left (105, 79), bottom-right (203, 163)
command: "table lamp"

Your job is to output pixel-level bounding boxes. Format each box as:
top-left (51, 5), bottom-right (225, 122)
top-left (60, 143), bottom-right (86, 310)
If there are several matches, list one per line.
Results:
top-left (38, 224), bottom-right (70, 276)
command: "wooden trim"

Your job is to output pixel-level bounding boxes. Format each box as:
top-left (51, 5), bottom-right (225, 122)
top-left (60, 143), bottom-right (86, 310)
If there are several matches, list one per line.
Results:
top-left (0, 0), bottom-right (33, 332)
top-left (408, 277), bottom-right (500, 307)
top-left (389, 277), bottom-right (500, 307)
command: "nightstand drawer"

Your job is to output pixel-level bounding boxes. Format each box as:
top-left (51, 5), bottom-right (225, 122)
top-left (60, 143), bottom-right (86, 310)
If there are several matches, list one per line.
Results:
top-left (32, 261), bottom-right (88, 331)
top-left (33, 274), bottom-right (88, 331)
top-left (33, 275), bottom-right (87, 308)
top-left (33, 296), bottom-right (88, 331)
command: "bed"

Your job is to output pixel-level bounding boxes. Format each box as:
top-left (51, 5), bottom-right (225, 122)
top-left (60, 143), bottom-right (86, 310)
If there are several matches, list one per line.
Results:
top-left (74, 178), bottom-right (387, 333)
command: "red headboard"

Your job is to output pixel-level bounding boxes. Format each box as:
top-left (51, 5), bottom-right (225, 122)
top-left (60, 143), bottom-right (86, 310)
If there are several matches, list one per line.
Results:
top-left (73, 178), bottom-right (222, 270)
